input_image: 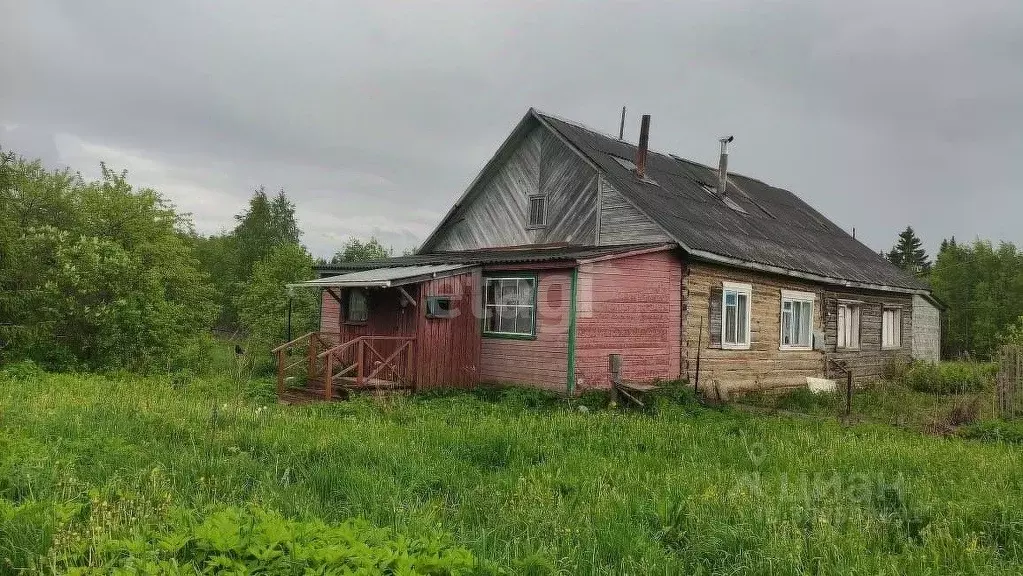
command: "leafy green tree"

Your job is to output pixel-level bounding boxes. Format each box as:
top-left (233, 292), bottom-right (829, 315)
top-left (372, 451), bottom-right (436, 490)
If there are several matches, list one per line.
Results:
top-left (0, 154), bottom-right (216, 371)
top-left (886, 226), bottom-right (932, 277)
top-left (191, 187), bottom-right (302, 329)
top-left (331, 237), bottom-right (392, 264)
top-left (234, 243), bottom-right (318, 354)
top-left (1002, 316), bottom-right (1023, 347)
top-left (931, 238), bottom-right (1023, 358)
top-left (232, 187), bottom-right (300, 279)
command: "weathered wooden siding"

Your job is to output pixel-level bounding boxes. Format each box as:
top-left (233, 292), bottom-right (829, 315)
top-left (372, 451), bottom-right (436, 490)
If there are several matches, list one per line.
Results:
top-left (597, 176), bottom-right (674, 245)
top-left (430, 125), bottom-right (598, 251)
top-left (479, 268), bottom-right (571, 391)
top-left (575, 251), bottom-right (682, 389)
top-left (823, 290), bottom-right (913, 383)
top-left (683, 261), bottom-right (917, 392)
top-left (415, 271), bottom-right (482, 389)
top-left (911, 295), bottom-right (940, 362)
top-left (683, 262), bottom-right (825, 392)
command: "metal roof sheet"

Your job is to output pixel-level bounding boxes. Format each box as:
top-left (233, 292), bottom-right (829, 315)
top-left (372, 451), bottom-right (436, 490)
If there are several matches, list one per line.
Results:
top-left (295, 264), bottom-right (471, 288)
top-left (533, 110), bottom-right (930, 292)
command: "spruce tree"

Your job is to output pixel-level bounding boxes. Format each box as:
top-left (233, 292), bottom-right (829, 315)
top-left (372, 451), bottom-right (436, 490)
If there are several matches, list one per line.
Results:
top-left (886, 226), bottom-right (931, 277)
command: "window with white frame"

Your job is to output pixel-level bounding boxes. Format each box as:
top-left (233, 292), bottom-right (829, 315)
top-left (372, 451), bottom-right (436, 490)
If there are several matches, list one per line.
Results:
top-left (722, 282), bottom-right (752, 349)
top-left (780, 290), bottom-right (814, 349)
top-left (837, 302), bottom-right (861, 349)
top-left (882, 307), bottom-right (902, 348)
top-left (483, 276), bottom-right (536, 337)
top-left (527, 195), bottom-right (547, 227)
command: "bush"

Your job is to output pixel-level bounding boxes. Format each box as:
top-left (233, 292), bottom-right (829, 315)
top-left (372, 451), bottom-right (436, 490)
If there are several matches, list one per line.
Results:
top-left (904, 361), bottom-right (994, 394)
top-left (960, 420), bottom-right (1023, 444)
top-left (55, 505), bottom-right (481, 574)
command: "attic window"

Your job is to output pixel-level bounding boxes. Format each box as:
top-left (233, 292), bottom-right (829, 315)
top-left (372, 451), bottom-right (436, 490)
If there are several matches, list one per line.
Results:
top-left (527, 195), bottom-right (547, 227)
top-left (611, 155), bottom-right (637, 171)
top-left (701, 183), bottom-right (748, 214)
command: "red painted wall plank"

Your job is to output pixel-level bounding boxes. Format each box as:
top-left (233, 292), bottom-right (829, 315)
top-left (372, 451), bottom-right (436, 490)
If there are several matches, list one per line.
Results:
top-left (479, 269), bottom-right (572, 391)
top-left (574, 251), bottom-right (682, 390)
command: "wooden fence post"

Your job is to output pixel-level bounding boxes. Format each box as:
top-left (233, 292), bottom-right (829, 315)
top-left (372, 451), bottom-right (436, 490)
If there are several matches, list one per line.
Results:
top-left (609, 354), bottom-right (622, 404)
top-left (845, 369), bottom-right (853, 417)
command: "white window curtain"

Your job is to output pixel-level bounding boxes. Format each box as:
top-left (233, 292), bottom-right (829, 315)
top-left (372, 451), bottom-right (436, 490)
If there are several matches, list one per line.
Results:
top-left (882, 308), bottom-right (902, 348)
top-left (837, 303), bottom-right (861, 349)
top-left (780, 290), bottom-right (814, 349)
top-left (722, 283), bottom-right (751, 348)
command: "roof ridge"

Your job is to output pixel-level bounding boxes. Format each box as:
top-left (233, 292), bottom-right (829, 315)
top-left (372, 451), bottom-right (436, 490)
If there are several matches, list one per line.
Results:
top-left (532, 107), bottom-right (781, 190)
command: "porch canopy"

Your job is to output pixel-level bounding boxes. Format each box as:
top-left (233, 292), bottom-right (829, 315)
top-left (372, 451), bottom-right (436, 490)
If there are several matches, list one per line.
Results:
top-left (289, 263), bottom-right (472, 289)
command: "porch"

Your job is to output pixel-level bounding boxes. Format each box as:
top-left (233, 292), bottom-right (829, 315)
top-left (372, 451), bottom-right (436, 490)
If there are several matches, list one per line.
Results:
top-left (273, 332), bottom-right (416, 402)
top-left (276, 263), bottom-right (482, 401)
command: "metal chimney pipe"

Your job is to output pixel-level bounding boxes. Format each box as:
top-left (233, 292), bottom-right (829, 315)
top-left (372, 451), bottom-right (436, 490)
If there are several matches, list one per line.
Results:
top-left (636, 114), bottom-right (650, 178)
top-left (718, 135), bottom-right (733, 196)
top-left (619, 106), bottom-right (626, 140)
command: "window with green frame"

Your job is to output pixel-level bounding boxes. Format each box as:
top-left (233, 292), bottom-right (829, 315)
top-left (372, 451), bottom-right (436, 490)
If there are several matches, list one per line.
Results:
top-left (483, 276), bottom-right (536, 337)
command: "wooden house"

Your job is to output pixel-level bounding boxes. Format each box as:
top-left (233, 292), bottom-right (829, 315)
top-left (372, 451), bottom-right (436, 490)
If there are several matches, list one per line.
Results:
top-left (279, 108), bottom-right (940, 399)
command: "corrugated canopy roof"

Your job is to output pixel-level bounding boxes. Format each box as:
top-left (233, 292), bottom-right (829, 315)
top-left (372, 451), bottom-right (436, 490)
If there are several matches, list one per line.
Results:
top-left (533, 110), bottom-right (930, 293)
top-left (315, 243), bottom-right (672, 274)
top-left (293, 264), bottom-right (471, 288)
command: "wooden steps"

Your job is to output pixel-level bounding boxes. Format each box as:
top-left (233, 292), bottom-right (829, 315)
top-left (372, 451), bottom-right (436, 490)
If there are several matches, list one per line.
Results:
top-left (277, 377), bottom-right (411, 405)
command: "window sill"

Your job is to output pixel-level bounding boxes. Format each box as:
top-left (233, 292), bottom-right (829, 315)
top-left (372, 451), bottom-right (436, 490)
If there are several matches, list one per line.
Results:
top-left (721, 343), bottom-right (751, 351)
top-left (836, 347), bottom-right (860, 351)
top-left (483, 332), bottom-right (537, 341)
top-left (779, 346), bottom-right (813, 352)
top-left (343, 321), bottom-right (368, 327)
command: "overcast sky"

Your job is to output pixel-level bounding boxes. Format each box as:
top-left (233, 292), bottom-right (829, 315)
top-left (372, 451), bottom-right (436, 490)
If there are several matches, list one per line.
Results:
top-left (3, 0), bottom-right (1021, 258)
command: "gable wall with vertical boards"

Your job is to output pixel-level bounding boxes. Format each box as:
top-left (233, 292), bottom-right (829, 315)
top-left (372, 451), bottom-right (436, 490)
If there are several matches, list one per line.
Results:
top-left (597, 176), bottom-right (674, 245)
top-left (430, 124), bottom-right (599, 251)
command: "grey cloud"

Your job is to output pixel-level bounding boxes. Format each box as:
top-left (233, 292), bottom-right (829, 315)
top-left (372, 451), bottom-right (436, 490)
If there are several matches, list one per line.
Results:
top-left (2, 0), bottom-right (1021, 258)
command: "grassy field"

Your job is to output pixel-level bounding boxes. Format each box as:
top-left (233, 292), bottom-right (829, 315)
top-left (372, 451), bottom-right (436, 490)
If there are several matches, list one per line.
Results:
top-left (2, 366), bottom-right (1023, 574)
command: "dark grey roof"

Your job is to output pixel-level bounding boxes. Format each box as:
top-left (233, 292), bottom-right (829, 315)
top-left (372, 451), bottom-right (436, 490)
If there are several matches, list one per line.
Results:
top-left (534, 110), bottom-right (928, 292)
top-left (316, 243), bottom-right (672, 274)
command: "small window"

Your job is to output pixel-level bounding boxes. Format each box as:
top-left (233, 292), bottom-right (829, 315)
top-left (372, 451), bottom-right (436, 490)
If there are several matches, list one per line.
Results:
top-left (611, 155), bottom-right (637, 171)
top-left (722, 282), bottom-right (751, 349)
top-left (527, 195), bottom-right (547, 228)
top-left (344, 288), bottom-right (368, 324)
top-left (882, 307), bottom-right (902, 349)
top-left (426, 296), bottom-right (455, 319)
top-left (837, 303), bottom-right (860, 349)
top-left (780, 290), bottom-right (814, 350)
top-left (701, 183), bottom-right (747, 214)
top-left (483, 276), bottom-right (536, 338)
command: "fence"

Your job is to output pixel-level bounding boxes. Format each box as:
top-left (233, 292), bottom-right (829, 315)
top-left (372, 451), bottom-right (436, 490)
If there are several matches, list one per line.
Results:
top-left (997, 345), bottom-right (1022, 419)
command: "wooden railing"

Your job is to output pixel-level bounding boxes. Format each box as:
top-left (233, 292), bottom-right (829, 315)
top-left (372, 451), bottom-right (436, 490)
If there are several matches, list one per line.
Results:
top-left (316, 336), bottom-right (416, 400)
top-left (273, 332), bottom-right (341, 397)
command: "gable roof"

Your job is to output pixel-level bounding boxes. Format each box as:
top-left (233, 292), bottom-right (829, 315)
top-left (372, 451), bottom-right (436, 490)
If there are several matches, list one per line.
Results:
top-left (418, 108), bottom-right (927, 293)
top-left (532, 110), bottom-right (928, 293)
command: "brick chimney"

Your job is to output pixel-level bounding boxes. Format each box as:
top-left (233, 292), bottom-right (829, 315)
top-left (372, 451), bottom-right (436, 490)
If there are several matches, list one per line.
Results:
top-left (635, 114), bottom-right (650, 179)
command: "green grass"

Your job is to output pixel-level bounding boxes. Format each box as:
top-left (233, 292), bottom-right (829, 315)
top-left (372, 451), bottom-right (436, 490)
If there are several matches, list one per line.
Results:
top-left (742, 378), bottom-right (1002, 433)
top-left (2, 369), bottom-right (1023, 574)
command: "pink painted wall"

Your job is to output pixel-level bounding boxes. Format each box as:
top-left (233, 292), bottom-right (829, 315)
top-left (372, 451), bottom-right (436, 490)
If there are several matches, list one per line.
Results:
top-left (479, 268), bottom-right (572, 391)
top-left (320, 289), bottom-right (340, 333)
top-left (574, 250), bottom-right (682, 390)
